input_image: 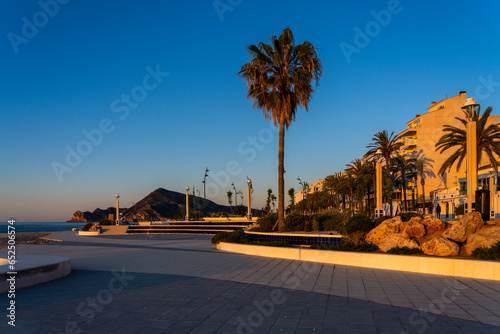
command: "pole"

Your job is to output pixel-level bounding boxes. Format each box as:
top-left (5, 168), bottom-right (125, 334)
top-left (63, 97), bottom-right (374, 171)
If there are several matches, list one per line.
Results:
top-left (466, 120), bottom-right (477, 213)
top-left (247, 183), bottom-right (252, 220)
top-left (185, 187), bottom-right (190, 221)
top-left (203, 168), bottom-right (209, 218)
top-left (115, 194), bottom-right (120, 225)
top-left (376, 162), bottom-right (383, 218)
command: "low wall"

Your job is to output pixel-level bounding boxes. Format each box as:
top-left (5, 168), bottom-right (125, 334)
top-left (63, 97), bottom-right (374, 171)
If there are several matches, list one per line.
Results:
top-left (245, 231), bottom-right (342, 247)
top-left (217, 242), bottom-right (500, 281)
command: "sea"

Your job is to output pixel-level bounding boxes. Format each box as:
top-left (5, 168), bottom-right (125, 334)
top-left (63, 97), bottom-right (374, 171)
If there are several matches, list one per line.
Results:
top-left (0, 222), bottom-right (87, 234)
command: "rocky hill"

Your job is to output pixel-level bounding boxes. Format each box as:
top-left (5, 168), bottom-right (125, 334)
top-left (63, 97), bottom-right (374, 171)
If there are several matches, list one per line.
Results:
top-left (68, 188), bottom-right (236, 222)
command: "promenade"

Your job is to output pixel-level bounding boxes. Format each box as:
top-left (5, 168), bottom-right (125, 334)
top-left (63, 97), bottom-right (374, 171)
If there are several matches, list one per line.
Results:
top-left (1, 232), bottom-right (500, 333)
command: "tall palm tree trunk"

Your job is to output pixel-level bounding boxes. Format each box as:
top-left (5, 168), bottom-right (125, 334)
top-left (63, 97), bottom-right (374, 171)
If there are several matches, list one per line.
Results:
top-left (402, 173), bottom-right (408, 212)
top-left (278, 118), bottom-right (285, 231)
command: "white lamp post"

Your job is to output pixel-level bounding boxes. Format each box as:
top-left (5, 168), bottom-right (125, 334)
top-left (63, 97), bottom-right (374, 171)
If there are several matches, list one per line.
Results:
top-left (185, 187), bottom-right (190, 221)
top-left (375, 149), bottom-right (383, 218)
top-left (115, 194), bottom-right (120, 225)
top-left (462, 97), bottom-right (479, 213)
top-left (247, 178), bottom-right (252, 220)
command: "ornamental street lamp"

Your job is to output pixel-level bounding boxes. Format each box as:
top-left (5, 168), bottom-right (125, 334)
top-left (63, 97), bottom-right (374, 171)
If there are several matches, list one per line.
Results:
top-left (203, 168), bottom-right (209, 217)
top-left (462, 97), bottom-right (479, 213)
top-left (247, 178), bottom-right (252, 220)
top-left (375, 149), bottom-right (383, 218)
top-left (185, 187), bottom-right (190, 221)
top-left (115, 194), bottom-right (120, 225)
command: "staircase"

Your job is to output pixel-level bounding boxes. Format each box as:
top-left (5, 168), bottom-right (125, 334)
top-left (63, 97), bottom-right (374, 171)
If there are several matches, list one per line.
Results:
top-left (125, 220), bottom-right (254, 234)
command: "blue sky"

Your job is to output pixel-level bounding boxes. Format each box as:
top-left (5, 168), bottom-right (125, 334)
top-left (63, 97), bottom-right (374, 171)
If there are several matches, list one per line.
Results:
top-left (1, 0), bottom-right (500, 222)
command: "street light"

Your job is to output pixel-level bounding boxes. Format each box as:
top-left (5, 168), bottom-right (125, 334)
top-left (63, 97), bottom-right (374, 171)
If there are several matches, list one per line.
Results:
top-left (203, 168), bottom-right (209, 217)
top-left (185, 187), bottom-right (190, 221)
top-left (247, 178), bottom-right (252, 220)
top-left (462, 97), bottom-right (479, 213)
top-left (375, 149), bottom-right (383, 218)
top-left (115, 194), bottom-right (120, 225)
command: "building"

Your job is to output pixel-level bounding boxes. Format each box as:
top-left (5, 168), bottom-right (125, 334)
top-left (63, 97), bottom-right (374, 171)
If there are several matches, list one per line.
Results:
top-left (294, 179), bottom-right (325, 203)
top-left (397, 91), bottom-right (499, 218)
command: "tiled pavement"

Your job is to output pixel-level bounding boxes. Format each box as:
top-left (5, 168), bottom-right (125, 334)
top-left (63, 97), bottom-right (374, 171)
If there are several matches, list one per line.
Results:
top-left (1, 232), bottom-right (500, 333)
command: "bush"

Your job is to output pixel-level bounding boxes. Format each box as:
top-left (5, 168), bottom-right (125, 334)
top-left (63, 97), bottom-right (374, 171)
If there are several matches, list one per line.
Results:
top-left (82, 222), bottom-right (93, 231)
top-left (387, 246), bottom-right (424, 255)
top-left (313, 209), bottom-right (349, 232)
top-left (454, 204), bottom-right (465, 216)
top-left (256, 213), bottom-right (278, 232)
top-left (472, 241), bottom-right (500, 260)
top-left (374, 215), bottom-right (392, 227)
top-left (284, 213), bottom-right (307, 232)
top-left (99, 219), bottom-right (111, 225)
top-left (211, 230), bottom-right (248, 244)
top-left (399, 212), bottom-right (423, 222)
top-left (341, 214), bottom-right (372, 235)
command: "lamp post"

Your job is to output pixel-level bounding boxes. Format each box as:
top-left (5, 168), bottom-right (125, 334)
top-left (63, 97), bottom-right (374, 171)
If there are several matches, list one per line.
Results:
top-left (297, 177), bottom-right (307, 214)
top-left (115, 194), bottom-right (120, 225)
top-left (375, 150), bottom-right (383, 218)
top-left (462, 97), bottom-right (479, 213)
top-left (203, 168), bottom-right (209, 217)
top-left (490, 168), bottom-right (495, 220)
top-left (247, 178), bottom-right (252, 220)
top-left (185, 187), bottom-right (190, 221)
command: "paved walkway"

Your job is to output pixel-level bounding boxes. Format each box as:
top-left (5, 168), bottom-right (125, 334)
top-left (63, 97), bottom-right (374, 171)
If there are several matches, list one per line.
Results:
top-left (1, 232), bottom-right (500, 333)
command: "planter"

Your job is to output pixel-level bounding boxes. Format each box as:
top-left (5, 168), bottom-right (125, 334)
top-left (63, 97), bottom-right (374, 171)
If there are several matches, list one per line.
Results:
top-left (78, 231), bottom-right (99, 236)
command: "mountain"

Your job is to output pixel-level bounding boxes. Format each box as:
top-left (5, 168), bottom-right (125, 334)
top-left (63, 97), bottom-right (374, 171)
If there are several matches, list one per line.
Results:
top-left (68, 188), bottom-right (237, 222)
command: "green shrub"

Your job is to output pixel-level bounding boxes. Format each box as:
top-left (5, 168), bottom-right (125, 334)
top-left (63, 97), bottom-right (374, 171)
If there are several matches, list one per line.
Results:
top-left (341, 214), bottom-right (372, 235)
top-left (454, 204), bottom-right (465, 216)
top-left (211, 230), bottom-right (248, 244)
top-left (374, 215), bottom-right (393, 227)
top-left (82, 222), bottom-right (93, 231)
top-left (256, 213), bottom-right (278, 232)
top-left (387, 246), bottom-right (424, 255)
top-left (472, 241), bottom-right (500, 260)
top-left (313, 209), bottom-right (349, 231)
top-left (284, 213), bottom-right (306, 232)
top-left (99, 219), bottom-right (111, 225)
top-left (399, 212), bottom-right (423, 222)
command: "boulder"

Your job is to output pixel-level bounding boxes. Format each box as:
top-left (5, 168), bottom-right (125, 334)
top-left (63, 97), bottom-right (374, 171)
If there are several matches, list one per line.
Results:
top-left (462, 226), bottom-right (500, 255)
top-left (417, 229), bottom-right (444, 245)
top-left (442, 212), bottom-right (484, 243)
top-left (365, 216), bottom-right (403, 245)
top-left (421, 217), bottom-right (445, 235)
top-left (421, 237), bottom-right (459, 257)
top-left (401, 218), bottom-right (426, 238)
top-left (378, 233), bottom-right (420, 252)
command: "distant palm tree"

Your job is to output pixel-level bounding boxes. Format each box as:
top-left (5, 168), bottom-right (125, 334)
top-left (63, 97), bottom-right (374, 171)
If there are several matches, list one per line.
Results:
top-left (238, 27), bottom-right (322, 231)
top-left (227, 191), bottom-right (233, 214)
top-left (365, 130), bottom-right (403, 213)
top-left (392, 154), bottom-right (414, 212)
top-left (435, 106), bottom-right (500, 175)
top-left (414, 159), bottom-right (426, 214)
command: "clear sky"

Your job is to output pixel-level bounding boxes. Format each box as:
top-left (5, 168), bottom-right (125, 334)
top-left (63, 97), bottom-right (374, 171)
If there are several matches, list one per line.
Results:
top-left (1, 0), bottom-right (500, 222)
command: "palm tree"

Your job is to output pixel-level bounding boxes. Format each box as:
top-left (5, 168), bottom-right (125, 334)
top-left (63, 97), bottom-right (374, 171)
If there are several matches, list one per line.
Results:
top-left (393, 154), bottom-right (414, 212)
top-left (227, 190), bottom-right (233, 214)
top-left (365, 130), bottom-right (403, 213)
top-left (238, 28), bottom-right (322, 231)
top-left (435, 106), bottom-right (500, 175)
top-left (414, 159), bottom-right (426, 214)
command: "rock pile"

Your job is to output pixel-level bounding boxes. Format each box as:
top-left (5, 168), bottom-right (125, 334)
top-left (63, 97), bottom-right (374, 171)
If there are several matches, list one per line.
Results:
top-left (365, 212), bottom-right (499, 257)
